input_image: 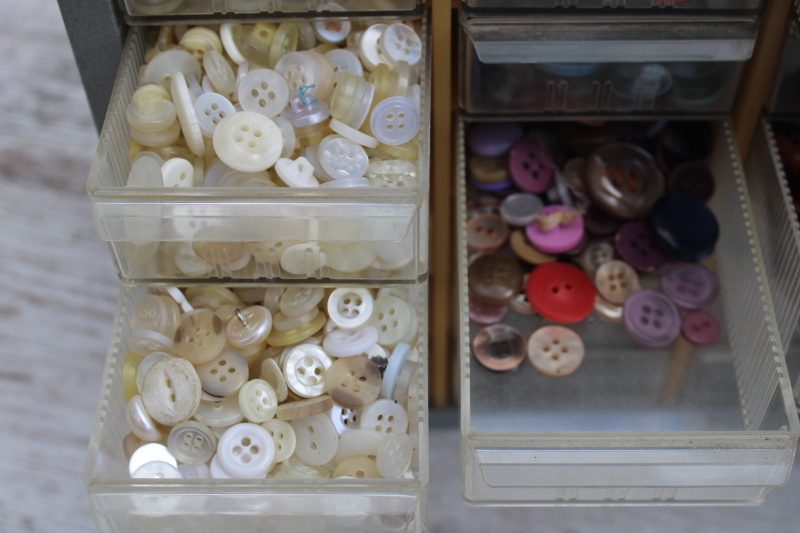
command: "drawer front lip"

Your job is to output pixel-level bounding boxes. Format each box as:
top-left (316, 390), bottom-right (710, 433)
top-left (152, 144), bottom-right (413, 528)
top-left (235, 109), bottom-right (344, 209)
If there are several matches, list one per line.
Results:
top-left (461, 0), bottom-right (764, 11)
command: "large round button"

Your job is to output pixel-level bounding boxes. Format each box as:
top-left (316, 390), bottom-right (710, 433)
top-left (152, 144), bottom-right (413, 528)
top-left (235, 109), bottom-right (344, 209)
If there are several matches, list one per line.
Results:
top-left (196, 348), bottom-right (249, 398)
top-left (622, 289), bottom-right (681, 347)
top-left (217, 423), bottom-right (275, 478)
top-left (659, 263), bottom-right (720, 310)
top-left (467, 253), bottom-right (523, 304)
top-left (594, 260), bottom-right (640, 305)
top-left (467, 122), bottom-right (523, 157)
top-left (466, 213), bottom-right (509, 253)
top-left (325, 356), bottom-right (382, 409)
top-left (213, 111), bottom-right (283, 173)
top-left (649, 192), bottom-right (719, 263)
top-left (283, 344), bottom-right (333, 398)
top-left (525, 206), bottom-right (584, 255)
top-left (527, 326), bottom-right (585, 377)
top-left (174, 309), bottom-right (227, 365)
top-left (615, 220), bottom-right (671, 273)
top-left (526, 262), bottom-right (596, 324)
top-left (141, 357), bottom-right (202, 426)
top-left (472, 324), bottom-right (526, 372)
top-left (508, 139), bottom-right (553, 194)
top-left (585, 143), bottom-right (664, 220)
top-left (167, 421), bottom-right (216, 465)
top-left (681, 311), bottom-right (721, 346)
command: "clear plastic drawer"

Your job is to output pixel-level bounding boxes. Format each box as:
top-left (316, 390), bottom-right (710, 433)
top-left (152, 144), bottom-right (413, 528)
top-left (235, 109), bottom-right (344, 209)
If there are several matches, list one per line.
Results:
top-left (84, 283), bottom-right (428, 532)
top-left (462, 0), bottom-right (763, 13)
top-left (457, 118), bottom-right (799, 505)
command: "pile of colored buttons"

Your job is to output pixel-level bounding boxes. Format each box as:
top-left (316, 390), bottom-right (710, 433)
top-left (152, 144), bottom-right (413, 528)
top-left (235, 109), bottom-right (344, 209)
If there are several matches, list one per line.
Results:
top-left (122, 285), bottom-right (419, 480)
top-left (466, 121), bottom-right (722, 376)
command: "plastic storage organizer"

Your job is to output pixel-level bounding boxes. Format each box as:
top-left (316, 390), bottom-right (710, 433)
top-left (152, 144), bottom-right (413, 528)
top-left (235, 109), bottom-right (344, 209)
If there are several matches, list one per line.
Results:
top-left (87, 21), bottom-right (430, 284)
top-left (461, 0), bottom-right (764, 12)
top-left (457, 119), bottom-right (799, 505)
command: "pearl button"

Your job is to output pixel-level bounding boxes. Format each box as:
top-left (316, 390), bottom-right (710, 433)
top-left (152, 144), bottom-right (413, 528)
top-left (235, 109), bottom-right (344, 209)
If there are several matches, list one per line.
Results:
top-left (370, 97), bottom-right (420, 146)
top-left (360, 399), bottom-right (408, 436)
top-left (282, 344), bottom-right (333, 398)
top-left (226, 305), bottom-right (272, 349)
top-left (126, 395), bottom-right (162, 442)
top-left (193, 93), bottom-right (234, 137)
top-left (291, 413), bottom-right (339, 465)
top-left (192, 394), bottom-right (245, 428)
top-left (126, 329), bottom-right (175, 357)
top-left (274, 157), bottom-right (319, 187)
top-left (368, 295), bottom-right (413, 348)
top-left (527, 326), bottom-right (585, 377)
top-left (379, 23), bottom-right (422, 67)
top-left (238, 379), bottom-right (279, 423)
top-left (129, 442), bottom-right (177, 476)
top-left (259, 358), bottom-right (289, 402)
top-left (217, 423), bottom-right (275, 478)
top-left (594, 260), bottom-right (641, 306)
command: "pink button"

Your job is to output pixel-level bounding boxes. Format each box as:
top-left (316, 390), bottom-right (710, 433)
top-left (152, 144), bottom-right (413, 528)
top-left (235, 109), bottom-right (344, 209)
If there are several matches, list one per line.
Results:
top-left (681, 311), bottom-right (721, 346)
top-left (525, 205), bottom-right (584, 254)
top-left (508, 139), bottom-right (553, 194)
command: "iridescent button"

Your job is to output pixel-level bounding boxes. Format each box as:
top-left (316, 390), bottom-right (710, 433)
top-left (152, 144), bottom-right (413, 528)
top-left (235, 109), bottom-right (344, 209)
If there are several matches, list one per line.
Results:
top-left (594, 260), bottom-right (640, 305)
top-left (469, 154), bottom-right (509, 184)
top-left (525, 206), bottom-right (584, 255)
top-left (468, 295), bottom-right (508, 326)
top-left (467, 122), bottom-right (523, 157)
top-left (681, 311), bottom-right (721, 346)
top-left (467, 213), bottom-right (510, 253)
top-left (668, 163), bottom-right (715, 203)
top-left (584, 204), bottom-right (622, 236)
top-left (585, 143), bottom-right (664, 220)
top-left (615, 220), bottom-right (670, 273)
top-left (526, 262), bottom-right (596, 324)
top-left (527, 326), bottom-right (585, 377)
top-left (622, 289), bottom-right (681, 347)
top-left (659, 263), bottom-right (719, 310)
top-left (510, 230), bottom-right (556, 265)
top-left (468, 253), bottom-right (523, 304)
top-left (650, 192), bottom-right (719, 263)
top-left (472, 324), bottom-right (526, 372)
top-left (579, 241), bottom-right (614, 277)
top-left (508, 139), bottom-right (553, 194)
top-left (500, 193), bottom-right (543, 227)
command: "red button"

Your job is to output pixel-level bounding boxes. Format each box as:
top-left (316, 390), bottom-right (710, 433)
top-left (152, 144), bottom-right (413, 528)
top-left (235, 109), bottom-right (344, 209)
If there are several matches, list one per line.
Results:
top-left (526, 262), bottom-right (596, 324)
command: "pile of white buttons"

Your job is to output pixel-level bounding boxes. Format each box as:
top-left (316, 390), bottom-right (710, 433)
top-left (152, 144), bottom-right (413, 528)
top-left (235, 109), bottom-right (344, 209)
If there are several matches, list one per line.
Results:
top-left (126, 17), bottom-right (422, 191)
top-left (123, 285), bottom-right (420, 480)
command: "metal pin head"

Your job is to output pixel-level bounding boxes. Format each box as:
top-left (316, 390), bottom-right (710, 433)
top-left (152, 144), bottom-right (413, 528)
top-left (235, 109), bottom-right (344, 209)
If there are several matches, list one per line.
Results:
top-left (234, 308), bottom-right (249, 327)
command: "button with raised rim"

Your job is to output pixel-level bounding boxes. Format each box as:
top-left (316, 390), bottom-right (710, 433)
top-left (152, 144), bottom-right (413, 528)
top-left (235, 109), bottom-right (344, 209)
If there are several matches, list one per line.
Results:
top-left (237, 68), bottom-right (288, 118)
top-left (376, 432), bottom-right (412, 479)
top-left (468, 253), bottom-right (523, 305)
top-left (273, 308), bottom-right (319, 332)
top-left (283, 344), bottom-right (333, 398)
top-left (594, 260), bottom-right (641, 306)
top-left (622, 289), bottom-right (682, 347)
top-left (508, 139), bottom-right (553, 194)
top-left (472, 324), bottom-right (526, 372)
top-left (261, 418), bottom-right (296, 463)
top-left (379, 23), bottom-right (421, 67)
top-left (238, 379), bottom-right (278, 423)
top-left (194, 93), bottom-right (235, 136)
top-left (193, 394), bottom-right (245, 427)
top-left (174, 309), bottom-right (227, 365)
top-left (322, 326), bottom-right (380, 358)
top-left (171, 72), bottom-right (205, 157)
top-left (360, 399), bottom-right (408, 436)
top-left (213, 111), bottom-right (282, 173)
top-left (615, 219), bottom-right (671, 273)
top-left (141, 357), bottom-right (202, 426)
top-left (659, 263), bottom-right (720, 310)
top-left (681, 311), bottom-right (721, 346)
top-left (318, 135), bottom-right (369, 179)
top-left (370, 97), bottom-right (419, 146)
top-left (266, 311), bottom-right (326, 346)
top-left (127, 329), bottom-right (175, 357)
top-left (291, 413), bottom-right (339, 466)
top-left (509, 230), bottom-right (557, 265)
top-left (167, 420), bottom-right (216, 465)
top-left (217, 423), bottom-right (275, 478)
top-left (196, 348), bottom-right (249, 398)
top-left (227, 305), bottom-right (272, 349)
top-left (325, 356), bottom-right (382, 409)
top-left (275, 157), bottom-right (319, 187)
top-left (325, 49), bottom-right (363, 81)
top-left (527, 326), bottom-right (585, 377)
top-left (333, 455), bottom-right (380, 478)
top-left (526, 262), bottom-right (596, 324)
top-left (359, 24), bottom-right (388, 72)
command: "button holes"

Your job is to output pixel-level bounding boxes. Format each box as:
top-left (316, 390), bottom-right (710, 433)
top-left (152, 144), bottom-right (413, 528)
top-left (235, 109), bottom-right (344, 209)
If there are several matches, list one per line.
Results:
top-left (241, 124), bottom-right (250, 132)
top-left (268, 91), bottom-right (276, 100)
top-left (220, 376), bottom-right (227, 382)
top-left (692, 325), bottom-right (701, 333)
top-left (212, 118), bottom-right (219, 125)
top-left (241, 454), bottom-right (251, 464)
top-left (386, 427), bottom-right (393, 434)
top-left (610, 284), bottom-right (617, 291)
top-left (234, 443), bottom-right (244, 453)
top-left (314, 367), bottom-right (322, 375)
top-left (389, 308), bottom-right (396, 316)
top-left (182, 442), bottom-right (190, 449)
top-left (381, 325), bottom-right (388, 332)
top-left (260, 81), bottom-right (269, 91)
top-left (387, 113), bottom-right (394, 119)
top-left (377, 414), bottom-right (383, 420)
top-left (170, 393), bottom-right (176, 402)
top-left (291, 81), bottom-right (298, 90)
top-left (300, 76), bottom-right (307, 84)
top-left (353, 384), bottom-right (361, 392)
top-left (211, 103), bottom-right (218, 111)
top-left (641, 316), bottom-right (649, 325)
top-left (653, 320), bottom-right (662, 328)
top-left (235, 133), bottom-right (245, 142)
top-left (184, 434), bottom-right (192, 442)
top-left (398, 124), bottom-right (405, 129)
top-left (565, 284), bottom-right (573, 291)
top-left (248, 140), bottom-right (257, 148)
top-left (307, 376), bottom-right (317, 386)
top-left (308, 426), bottom-right (315, 434)
top-left (543, 345), bottom-right (550, 352)
top-left (251, 445), bottom-right (260, 454)
top-left (641, 250), bottom-right (649, 257)
top-left (297, 367), bottom-right (306, 375)
top-left (310, 442), bottom-right (317, 450)
top-left (192, 445), bottom-right (201, 452)
top-left (210, 368), bottom-right (218, 375)
top-left (378, 313), bottom-right (384, 320)
top-left (258, 99), bottom-right (267, 107)
top-left (277, 432), bottom-right (283, 439)
top-left (355, 470), bottom-right (365, 478)
top-left (387, 124), bottom-right (394, 130)
top-left (398, 113), bottom-right (405, 119)
top-left (294, 65), bottom-right (302, 72)
top-left (251, 89), bottom-right (259, 98)
top-left (205, 109), bottom-right (212, 116)
top-left (551, 287), bottom-right (559, 294)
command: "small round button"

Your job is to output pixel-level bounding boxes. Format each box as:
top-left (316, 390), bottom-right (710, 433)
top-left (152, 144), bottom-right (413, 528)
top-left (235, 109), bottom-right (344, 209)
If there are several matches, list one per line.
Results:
top-left (368, 296), bottom-right (413, 348)
top-left (326, 288), bottom-right (374, 330)
top-left (167, 421), bottom-right (216, 466)
top-left (238, 379), bottom-right (278, 423)
top-left (468, 295), bottom-right (508, 325)
top-left (318, 135), bottom-right (369, 179)
top-left (509, 230), bottom-right (556, 265)
top-left (527, 326), bottom-right (585, 377)
top-left (525, 206), bottom-right (584, 255)
top-left (283, 344), bottom-right (333, 398)
top-left (668, 163), bottom-right (715, 203)
top-left (290, 413), bottom-right (339, 466)
top-left (360, 399), bottom-right (408, 436)
top-left (261, 419), bottom-right (296, 463)
top-left (213, 111), bottom-right (283, 173)
top-left (194, 93), bottom-right (235, 137)
top-left (500, 193), bottom-right (543, 227)
top-left (681, 311), bottom-right (721, 346)
top-left (472, 324), bottom-right (526, 372)
top-left (227, 306), bottom-right (272, 349)
top-left (196, 348), bottom-right (249, 398)
top-left (370, 97), bottom-right (420, 146)
top-left (468, 253), bottom-right (523, 304)
top-left (594, 260), bottom-right (641, 306)
top-left (526, 262), bottom-right (596, 324)
top-left (659, 263), bottom-right (720, 310)
top-left (508, 139), bottom-right (553, 194)
top-left (579, 241), bottom-right (614, 277)
top-left (615, 220), bottom-right (671, 273)
top-left (217, 423), bottom-right (275, 478)
top-left (325, 356), bottom-right (382, 409)
top-left (467, 122), bottom-right (523, 157)
top-left (649, 192), bottom-right (720, 263)
top-left (141, 357), bottom-right (202, 426)
top-left (622, 289), bottom-right (681, 347)
top-left (204, 50), bottom-right (236, 95)
top-left (467, 213), bottom-right (509, 253)
top-left (379, 23), bottom-right (422, 67)
top-left (174, 309), bottom-right (227, 365)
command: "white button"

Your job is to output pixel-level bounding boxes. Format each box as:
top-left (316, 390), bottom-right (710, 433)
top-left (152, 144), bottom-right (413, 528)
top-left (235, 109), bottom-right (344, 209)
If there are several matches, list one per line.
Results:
top-left (273, 308), bottom-right (319, 332)
top-left (126, 91), bottom-right (176, 132)
top-left (174, 242), bottom-right (209, 277)
top-left (376, 432), bottom-right (412, 478)
top-left (329, 117), bottom-right (378, 148)
top-left (195, 348), bottom-right (249, 398)
top-left (123, 432), bottom-right (141, 461)
top-left (368, 295), bottom-right (412, 347)
top-left (318, 177), bottom-right (369, 188)
top-left (290, 413), bottom-right (339, 466)
top-left (136, 351), bottom-right (171, 394)
top-left (370, 96), bottom-right (419, 146)
top-left (262, 287), bottom-right (285, 316)
top-left (381, 343), bottom-right (410, 400)
top-left (272, 116), bottom-right (296, 158)
top-left (360, 399), bottom-right (408, 435)
top-left (167, 420), bottom-right (217, 465)
top-left (332, 428), bottom-right (382, 465)
top-left (220, 23), bottom-right (246, 65)
top-left (129, 120), bottom-right (181, 148)
top-left (527, 325), bottom-right (585, 377)
top-left (131, 462), bottom-right (182, 482)
top-left (177, 463), bottom-right (202, 479)
top-left (203, 74), bottom-right (216, 94)
top-left (317, 135), bottom-right (369, 179)
top-left (280, 97), bottom-right (330, 129)
top-left (227, 305), bottom-right (273, 349)
top-left (126, 329), bottom-right (175, 356)
top-left (313, 4), bottom-right (351, 43)
top-left (269, 22), bottom-right (301, 70)
top-left (297, 21), bottom-right (316, 50)
top-left (213, 111), bottom-right (283, 173)
top-left (217, 423), bottom-right (275, 478)
top-left (283, 344), bottom-right (332, 398)
top-left (142, 49), bottom-right (202, 90)
top-left (280, 287), bottom-right (324, 318)
top-left (325, 48), bottom-right (363, 81)
top-left (160, 157), bottom-right (194, 188)
top-left (127, 156), bottom-right (164, 187)
top-left (323, 242), bottom-right (378, 273)
top-left (193, 93), bottom-right (235, 137)
top-left (193, 394), bottom-right (245, 427)
top-left (391, 358), bottom-right (416, 407)
top-left (129, 442), bottom-right (177, 476)
top-left (126, 395), bottom-right (162, 442)
top-left (330, 72), bottom-right (374, 130)
top-left (329, 403), bottom-right (365, 435)
top-left (280, 242), bottom-right (328, 275)
top-left (359, 24), bottom-right (387, 71)
top-left (171, 72), bottom-right (205, 157)
top-left (374, 232), bottom-right (414, 269)
top-left (327, 288), bottom-right (374, 330)
top-left (141, 357), bottom-right (202, 426)
top-left (333, 455), bottom-right (380, 479)
top-left (304, 143), bottom-right (338, 182)
top-left (279, 456), bottom-right (331, 479)
top-left (275, 51), bottom-right (324, 99)
top-left (380, 23), bottom-right (422, 67)
top-left (238, 379), bottom-right (278, 422)
top-left (275, 157), bottom-right (319, 187)
top-left (131, 294), bottom-right (175, 336)
top-left (260, 358), bottom-right (289, 402)
top-left (261, 419), bottom-right (296, 463)
top-left (323, 326), bottom-right (379, 358)
top-left (209, 453), bottom-right (235, 479)
top-left (237, 68), bottom-right (289, 118)
top-left (203, 50), bottom-right (236, 95)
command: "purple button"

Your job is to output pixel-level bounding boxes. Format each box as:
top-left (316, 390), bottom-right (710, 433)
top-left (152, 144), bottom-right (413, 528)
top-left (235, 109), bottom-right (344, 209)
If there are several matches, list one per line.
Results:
top-left (525, 205), bottom-right (584, 254)
top-left (508, 139), bottom-right (554, 194)
top-left (623, 289), bottom-right (681, 347)
top-left (681, 311), bottom-right (721, 346)
top-left (469, 294), bottom-right (509, 326)
top-left (615, 220), bottom-right (671, 273)
top-left (468, 123), bottom-right (524, 157)
top-left (659, 263), bottom-right (720, 310)
top-left (469, 173), bottom-right (514, 193)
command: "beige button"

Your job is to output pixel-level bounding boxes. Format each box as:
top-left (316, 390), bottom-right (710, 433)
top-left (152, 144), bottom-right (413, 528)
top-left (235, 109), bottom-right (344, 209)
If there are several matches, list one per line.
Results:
top-left (579, 241), bottom-right (615, 277)
top-left (594, 294), bottom-right (623, 322)
top-left (238, 379), bottom-right (278, 423)
top-left (195, 348), bottom-right (249, 398)
top-left (325, 356), bottom-right (382, 409)
top-left (333, 455), bottom-right (381, 479)
top-left (261, 419), bottom-right (296, 463)
top-left (368, 295), bottom-right (413, 348)
top-left (186, 287), bottom-right (241, 311)
top-left (527, 326), bottom-right (585, 377)
top-left (509, 230), bottom-right (556, 265)
top-left (227, 305), bottom-right (272, 349)
top-left (283, 344), bottom-right (333, 398)
top-left (267, 312), bottom-right (326, 346)
top-left (260, 358), bottom-right (289, 402)
top-left (131, 294), bottom-right (179, 337)
top-left (174, 309), bottom-right (227, 365)
top-left (594, 260), bottom-right (640, 305)
top-left (141, 357), bottom-right (202, 426)
top-left (276, 395), bottom-right (334, 420)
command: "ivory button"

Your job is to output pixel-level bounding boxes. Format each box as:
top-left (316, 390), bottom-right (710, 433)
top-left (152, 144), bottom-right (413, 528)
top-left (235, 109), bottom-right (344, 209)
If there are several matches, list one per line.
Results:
top-left (238, 379), bottom-right (278, 423)
top-left (282, 344), bottom-right (332, 398)
top-left (217, 423), bottom-right (275, 478)
top-left (376, 432), bottom-right (412, 478)
top-left (126, 395), bottom-right (162, 443)
top-left (227, 305), bottom-right (272, 349)
top-left (325, 356), bottom-right (382, 409)
top-left (327, 288), bottom-right (374, 330)
top-left (260, 358), bottom-right (289, 402)
top-left (291, 413), bottom-right (339, 466)
top-left (174, 309), bottom-right (227, 365)
top-left (193, 394), bottom-right (245, 428)
top-left (360, 399), bottom-right (408, 436)
top-left (141, 357), bottom-right (202, 426)
top-left (368, 296), bottom-right (412, 348)
top-left (195, 348), bottom-right (249, 398)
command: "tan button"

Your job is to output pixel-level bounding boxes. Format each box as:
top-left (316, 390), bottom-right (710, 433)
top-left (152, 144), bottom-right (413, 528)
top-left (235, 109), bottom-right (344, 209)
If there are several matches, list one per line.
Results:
top-left (579, 241), bottom-right (614, 277)
top-left (276, 395), bottom-right (334, 420)
top-left (468, 253), bottom-right (523, 305)
top-left (467, 213), bottom-right (509, 254)
top-left (174, 309), bottom-right (227, 365)
top-left (594, 260), bottom-right (640, 305)
top-left (469, 154), bottom-right (509, 184)
top-left (333, 455), bottom-right (381, 479)
top-left (325, 356), bottom-right (382, 409)
top-left (527, 326), bottom-right (585, 377)
top-left (186, 287), bottom-right (241, 311)
top-left (594, 294), bottom-right (623, 322)
top-left (472, 324), bottom-right (526, 372)
top-left (509, 230), bottom-right (556, 265)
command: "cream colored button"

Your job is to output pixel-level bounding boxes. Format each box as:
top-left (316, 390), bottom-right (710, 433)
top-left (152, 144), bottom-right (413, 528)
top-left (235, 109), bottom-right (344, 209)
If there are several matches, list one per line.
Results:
top-left (136, 351), bottom-right (171, 394)
top-left (325, 49), bottom-right (363, 82)
top-left (329, 118), bottom-right (379, 149)
top-left (126, 395), bottom-right (162, 442)
top-left (267, 312), bottom-right (326, 346)
top-left (167, 420), bottom-right (216, 465)
top-left (194, 93), bottom-right (235, 137)
top-left (123, 352), bottom-right (142, 402)
top-left (261, 419), bottom-right (296, 463)
top-left (132, 460), bottom-right (183, 480)
top-left (141, 357), bottom-right (202, 426)
top-left (333, 428), bottom-right (383, 465)
top-left (360, 399), bottom-right (408, 435)
top-left (160, 157), bottom-right (194, 188)
top-left (290, 413), bottom-right (339, 466)
top-left (283, 344), bottom-right (332, 398)
top-left (368, 295), bottom-right (412, 348)
top-left (330, 73), bottom-right (374, 130)
top-left (269, 22), bottom-right (300, 69)
top-left (131, 294), bottom-right (174, 336)
top-left (276, 394), bottom-right (334, 420)
top-left (238, 68), bottom-right (288, 118)
top-left (334, 455), bottom-right (379, 479)
top-left (359, 24), bottom-right (387, 71)
top-left (217, 423), bottom-right (275, 478)
top-left (195, 348), bottom-right (249, 398)
top-left (272, 116), bottom-right (296, 159)
top-left (327, 288), bottom-right (374, 329)
top-left (129, 442), bottom-right (176, 476)
top-left (179, 27), bottom-right (222, 59)
top-left (126, 329), bottom-right (175, 356)
top-left (142, 49), bottom-right (201, 90)
top-left (275, 157), bottom-right (319, 187)
top-left (220, 23), bottom-right (246, 65)
top-left (279, 243), bottom-right (327, 276)
top-left (129, 120), bottom-right (182, 149)
top-left (323, 326), bottom-right (379, 358)
top-left (594, 260), bottom-right (640, 305)
top-left (325, 356), bottom-right (382, 409)
top-left (280, 287), bottom-right (325, 318)
top-left (317, 135), bottom-right (369, 179)
top-left (260, 358), bottom-right (289, 402)
top-left (380, 23), bottom-right (422, 67)
top-left (262, 287), bottom-right (285, 315)
top-left (193, 394), bottom-right (245, 427)
top-left (171, 72), bottom-right (205, 157)
top-left (123, 432), bottom-right (141, 461)
top-left (527, 326), bottom-right (585, 377)
top-left (186, 286), bottom-right (241, 310)
top-left (126, 91), bottom-right (176, 132)
top-left (133, 83), bottom-right (172, 104)
top-left (227, 305), bottom-right (272, 349)
top-left (203, 50), bottom-right (236, 95)
top-left (238, 378), bottom-right (278, 422)
top-left (213, 111), bottom-right (282, 173)
top-left (174, 309), bottom-right (227, 364)
top-left (376, 432), bottom-right (412, 478)
top-left (322, 242), bottom-right (378, 273)
top-left (580, 241), bottom-right (615, 277)
top-left (279, 456), bottom-right (331, 479)
top-left (330, 403), bottom-right (365, 435)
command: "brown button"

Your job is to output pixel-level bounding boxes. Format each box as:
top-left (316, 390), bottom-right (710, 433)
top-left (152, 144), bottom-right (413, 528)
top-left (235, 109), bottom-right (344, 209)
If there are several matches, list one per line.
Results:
top-left (468, 253), bottom-right (523, 304)
top-left (594, 294), bottom-right (623, 323)
top-left (585, 143), bottom-right (664, 220)
top-left (509, 230), bottom-right (556, 265)
top-left (527, 325), bottom-right (585, 377)
top-left (472, 324), bottom-right (526, 372)
top-left (467, 213), bottom-right (509, 253)
top-left (579, 241), bottom-right (614, 276)
top-left (325, 356), bottom-right (382, 409)
top-left (594, 260), bottom-right (640, 305)
top-left (469, 154), bottom-right (509, 184)
top-left (275, 395), bottom-right (334, 420)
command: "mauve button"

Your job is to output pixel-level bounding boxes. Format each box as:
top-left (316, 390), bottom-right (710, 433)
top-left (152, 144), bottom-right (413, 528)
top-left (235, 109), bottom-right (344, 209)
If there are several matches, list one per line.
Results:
top-left (468, 122), bottom-right (524, 157)
top-left (508, 139), bottom-right (554, 194)
top-left (622, 289), bottom-right (681, 347)
top-left (472, 324), bottom-right (526, 372)
top-left (615, 220), bottom-right (671, 273)
top-left (468, 254), bottom-right (523, 305)
top-left (469, 296), bottom-right (509, 326)
top-left (659, 263), bottom-right (720, 310)
top-left (681, 311), bottom-right (721, 346)
top-left (467, 213), bottom-right (509, 253)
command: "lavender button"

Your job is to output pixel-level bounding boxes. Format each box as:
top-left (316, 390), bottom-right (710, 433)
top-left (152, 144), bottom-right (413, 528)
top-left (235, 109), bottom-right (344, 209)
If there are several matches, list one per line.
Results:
top-left (660, 263), bottom-right (720, 310)
top-left (615, 220), bottom-right (671, 273)
top-left (469, 173), bottom-right (513, 193)
top-left (467, 122), bottom-right (524, 157)
top-left (623, 289), bottom-right (681, 347)
top-left (681, 311), bottom-right (721, 346)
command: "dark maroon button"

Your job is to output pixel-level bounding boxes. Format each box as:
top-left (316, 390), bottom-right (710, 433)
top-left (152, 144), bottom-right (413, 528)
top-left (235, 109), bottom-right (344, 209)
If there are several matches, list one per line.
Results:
top-left (615, 220), bottom-right (671, 273)
top-left (472, 324), bottom-right (526, 372)
top-left (681, 311), bottom-right (721, 346)
top-left (668, 163), bottom-right (715, 203)
top-left (468, 123), bottom-right (524, 157)
top-left (469, 295), bottom-right (509, 326)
